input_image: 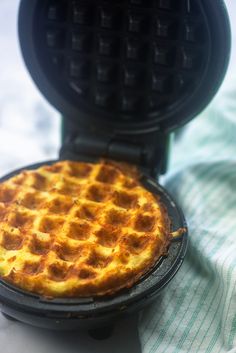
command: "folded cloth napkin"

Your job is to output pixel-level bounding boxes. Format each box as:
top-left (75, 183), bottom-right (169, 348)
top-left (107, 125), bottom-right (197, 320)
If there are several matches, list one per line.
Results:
top-left (138, 80), bottom-right (236, 353)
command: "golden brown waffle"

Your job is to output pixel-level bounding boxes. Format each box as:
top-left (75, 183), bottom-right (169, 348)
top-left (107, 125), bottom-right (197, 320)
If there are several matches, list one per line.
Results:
top-left (0, 160), bottom-right (171, 298)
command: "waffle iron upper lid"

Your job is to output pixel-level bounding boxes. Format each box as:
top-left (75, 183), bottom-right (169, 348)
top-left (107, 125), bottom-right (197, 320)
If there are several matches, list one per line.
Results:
top-left (18, 0), bottom-right (231, 134)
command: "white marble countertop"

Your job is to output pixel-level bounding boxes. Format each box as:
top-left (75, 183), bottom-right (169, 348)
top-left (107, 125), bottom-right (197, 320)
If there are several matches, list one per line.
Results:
top-left (0, 0), bottom-right (235, 352)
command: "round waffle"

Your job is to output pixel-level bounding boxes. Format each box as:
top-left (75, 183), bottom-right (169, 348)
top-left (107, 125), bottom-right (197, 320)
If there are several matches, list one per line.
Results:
top-left (0, 160), bottom-right (171, 298)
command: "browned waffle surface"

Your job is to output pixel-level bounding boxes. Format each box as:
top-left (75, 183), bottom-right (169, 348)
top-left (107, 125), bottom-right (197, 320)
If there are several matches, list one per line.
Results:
top-left (0, 160), bottom-right (171, 298)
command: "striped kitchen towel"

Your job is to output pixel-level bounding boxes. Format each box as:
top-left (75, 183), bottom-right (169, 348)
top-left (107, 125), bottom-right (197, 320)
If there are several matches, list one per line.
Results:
top-left (138, 80), bottom-right (236, 353)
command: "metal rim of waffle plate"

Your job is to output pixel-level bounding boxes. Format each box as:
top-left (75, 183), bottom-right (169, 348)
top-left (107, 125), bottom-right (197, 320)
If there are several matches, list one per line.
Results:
top-left (0, 159), bottom-right (187, 317)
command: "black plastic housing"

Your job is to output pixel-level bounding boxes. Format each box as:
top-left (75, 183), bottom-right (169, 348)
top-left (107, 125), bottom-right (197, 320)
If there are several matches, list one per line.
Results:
top-left (17, 0), bottom-right (231, 179)
top-left (18, 0), bottom-right (231, 134)
top-left (0, 0), bottom-right (230, 336)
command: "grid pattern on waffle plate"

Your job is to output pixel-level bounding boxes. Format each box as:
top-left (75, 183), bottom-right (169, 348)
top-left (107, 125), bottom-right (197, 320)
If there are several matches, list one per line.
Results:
top-left (34, 0), bottom-right (210, 122)
top-left (0, 160), bottom-right (170, 297)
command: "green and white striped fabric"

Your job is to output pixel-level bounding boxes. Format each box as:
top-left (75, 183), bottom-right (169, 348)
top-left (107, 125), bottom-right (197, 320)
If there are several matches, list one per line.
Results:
top-left (139, 80), bottom-right (236, 353)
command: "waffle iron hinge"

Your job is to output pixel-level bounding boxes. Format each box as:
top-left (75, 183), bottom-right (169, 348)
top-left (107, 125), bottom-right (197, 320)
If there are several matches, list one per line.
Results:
top-left (60, 131), bottom-right (170, 179)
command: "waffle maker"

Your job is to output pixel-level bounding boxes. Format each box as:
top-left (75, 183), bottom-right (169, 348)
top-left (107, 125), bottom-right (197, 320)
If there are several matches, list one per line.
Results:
top-left (0, 0), bottom-right (231, 340)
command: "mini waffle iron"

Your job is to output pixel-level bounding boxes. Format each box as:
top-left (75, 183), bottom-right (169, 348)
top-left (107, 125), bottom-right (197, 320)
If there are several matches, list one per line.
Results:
top-left (0, 0), bottom-right (231, 339)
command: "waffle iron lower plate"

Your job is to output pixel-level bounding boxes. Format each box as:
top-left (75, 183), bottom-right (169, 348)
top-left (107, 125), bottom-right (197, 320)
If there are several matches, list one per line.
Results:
top-left (0, 160), bottom-right (187, 331)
